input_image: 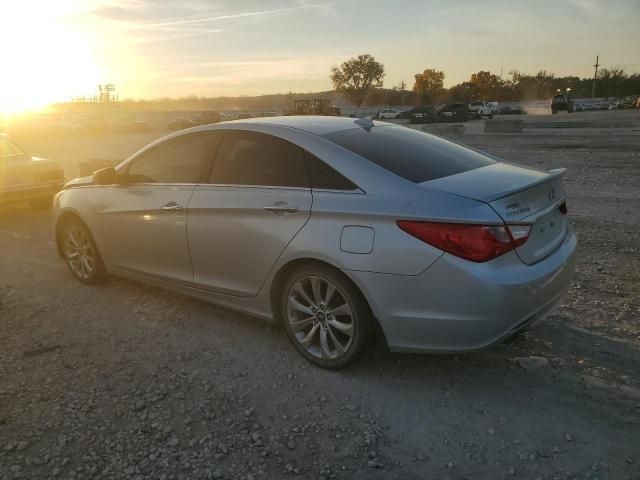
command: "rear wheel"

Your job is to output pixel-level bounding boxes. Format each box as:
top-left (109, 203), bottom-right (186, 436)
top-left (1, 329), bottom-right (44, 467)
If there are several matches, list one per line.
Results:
top-left (281, 264), bottom-right (372, 369)
top-left (60, 218), bottom-right (107, 284)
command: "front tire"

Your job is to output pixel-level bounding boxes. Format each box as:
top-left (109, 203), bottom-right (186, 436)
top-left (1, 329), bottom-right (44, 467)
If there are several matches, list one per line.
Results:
top-left (60, 218), bottom-right (107, 285)
top-left (281, 264), bottom-right (372, 369)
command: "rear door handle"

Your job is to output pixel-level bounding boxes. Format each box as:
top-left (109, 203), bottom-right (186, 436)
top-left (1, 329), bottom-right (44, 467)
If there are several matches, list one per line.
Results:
top-left (264, 202), bottom-right (299, 214)
top-left (161, 202), bottom-right (184, 211)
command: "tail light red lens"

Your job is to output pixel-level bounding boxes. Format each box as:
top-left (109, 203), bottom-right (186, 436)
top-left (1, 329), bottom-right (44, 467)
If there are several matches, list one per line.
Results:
top-left (397, 221), bottom-right (531, 263)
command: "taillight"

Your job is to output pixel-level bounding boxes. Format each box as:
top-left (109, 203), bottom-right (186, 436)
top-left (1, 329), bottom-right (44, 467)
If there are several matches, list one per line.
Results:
top-left (397, 221), bottom-right (531, 263)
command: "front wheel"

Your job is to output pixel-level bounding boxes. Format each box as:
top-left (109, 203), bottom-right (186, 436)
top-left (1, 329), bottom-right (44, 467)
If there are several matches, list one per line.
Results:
top-left (60, 218), bottom-right (107, 284)
top-left (281, 264), bottom-right (372, 369)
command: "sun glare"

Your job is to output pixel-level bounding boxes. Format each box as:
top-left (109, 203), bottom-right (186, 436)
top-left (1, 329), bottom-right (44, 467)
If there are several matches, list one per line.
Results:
top-left (0, 2), bottom-right (103, 115)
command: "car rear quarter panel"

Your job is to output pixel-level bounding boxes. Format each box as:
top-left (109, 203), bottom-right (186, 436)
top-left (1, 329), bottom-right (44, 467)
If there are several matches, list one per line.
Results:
top-left (278, 187), bottom-right (504, 276)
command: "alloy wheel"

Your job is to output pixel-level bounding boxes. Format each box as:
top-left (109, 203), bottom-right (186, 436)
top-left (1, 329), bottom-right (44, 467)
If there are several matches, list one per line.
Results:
top-left (64, 224), bottom-right (96, 280)
top-left (286, 275), bottom-right (355, 359)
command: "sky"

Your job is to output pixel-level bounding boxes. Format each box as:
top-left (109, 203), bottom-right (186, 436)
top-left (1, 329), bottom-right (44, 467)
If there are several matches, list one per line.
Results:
top-left (1, 0), bottom-right (639, 113)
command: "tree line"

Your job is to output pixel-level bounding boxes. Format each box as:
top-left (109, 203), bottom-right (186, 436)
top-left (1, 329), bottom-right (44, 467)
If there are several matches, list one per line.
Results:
top-left (330, 54), bottom-right (640, 107)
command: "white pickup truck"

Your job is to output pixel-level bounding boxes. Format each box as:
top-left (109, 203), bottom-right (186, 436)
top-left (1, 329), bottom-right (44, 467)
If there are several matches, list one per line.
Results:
top-left (468, 101), bottom-right (494, 119)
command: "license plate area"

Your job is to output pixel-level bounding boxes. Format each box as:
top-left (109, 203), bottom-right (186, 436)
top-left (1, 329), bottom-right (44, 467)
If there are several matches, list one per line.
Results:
top-left (515, 206), bottom-right (567, 264)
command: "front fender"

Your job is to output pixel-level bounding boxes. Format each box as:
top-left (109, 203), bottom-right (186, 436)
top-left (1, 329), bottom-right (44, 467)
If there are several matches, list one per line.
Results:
top-left (53, 186), bottom-right (106, 258)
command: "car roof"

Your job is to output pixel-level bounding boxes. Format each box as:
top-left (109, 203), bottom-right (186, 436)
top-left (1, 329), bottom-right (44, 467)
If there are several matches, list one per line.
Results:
top-left (220, 115), bottom-right (372, 136)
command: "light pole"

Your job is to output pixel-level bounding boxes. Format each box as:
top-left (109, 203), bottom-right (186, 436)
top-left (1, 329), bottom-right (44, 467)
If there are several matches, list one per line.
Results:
top-left (592, 56), bottom-right (600, 98)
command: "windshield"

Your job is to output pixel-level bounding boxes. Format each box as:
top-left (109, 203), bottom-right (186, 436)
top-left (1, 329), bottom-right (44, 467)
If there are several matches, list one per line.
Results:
top-left (0, 138), bottom-right (26, 157)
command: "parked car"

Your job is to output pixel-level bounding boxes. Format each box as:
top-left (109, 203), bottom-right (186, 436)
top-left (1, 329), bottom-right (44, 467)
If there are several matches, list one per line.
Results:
top-left (487, 101), bottom-right (499, 114)
top-left (399, 107), bottom-right (417, 119)
top-left (195, 111), bottom-right (222, 125)
top-left (377, 108), bottom-right (402, 119)
top-left (440, 103), bottom-right (469, 122)
top-left (168, 118), bottom-right (199, 131)
top-left (53, 116), bottom-right (576, 369)
top-left (498, 105), bottom-right (527, 115)
top-left (1, 134), bottom-right (65, 209)
top-left (408, 106), bottom-right (439, 124)
top-left (468, 101), bottom-right (493, 119)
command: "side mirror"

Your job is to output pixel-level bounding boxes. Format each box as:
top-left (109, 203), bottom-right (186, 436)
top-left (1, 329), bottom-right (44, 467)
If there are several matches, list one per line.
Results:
top-left (93, 167), bottom-right (118, 185)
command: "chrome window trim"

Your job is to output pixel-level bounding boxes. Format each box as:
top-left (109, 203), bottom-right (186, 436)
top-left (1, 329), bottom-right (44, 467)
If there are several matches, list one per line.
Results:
top-left (311, 188), bottom-right (365, 195)
top-left (194, 183), bottom-right (311, 192)
top-left (120, 183), bottom-right (365, 194)
top-left (112, 182), bottom-right (198, 188)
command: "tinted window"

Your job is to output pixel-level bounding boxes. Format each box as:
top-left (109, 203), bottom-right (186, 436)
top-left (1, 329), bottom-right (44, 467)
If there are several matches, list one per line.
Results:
top-left (304, 152), bottom-right (358, 191)
top-left (0, 138), bottom-right (23, 157)
top-left (323, 126), bottom-right (495, 183)
top-left (126, 134), bottom-right (213, 183)
top-left (210, 131), bottom-right (308, 188)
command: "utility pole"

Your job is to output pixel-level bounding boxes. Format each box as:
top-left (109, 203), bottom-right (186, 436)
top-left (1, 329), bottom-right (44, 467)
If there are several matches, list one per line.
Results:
top-left (591, 55), bottom-right (600, 98)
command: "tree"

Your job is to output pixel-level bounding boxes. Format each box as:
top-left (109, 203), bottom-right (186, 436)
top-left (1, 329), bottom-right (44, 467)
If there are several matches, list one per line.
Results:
top-left (469, 71), bottom-right (503, 100)
top-left (597, 67), bottom-right (627, 97)
top-left (534, 70), bottom-right (556, 99)
top-left (330, 54), bottom-right (385, 107)
top-left (447, 81), bottom-right (478, 103)
top-left (413, 69), bottom-right (445, 105)
top-left (393, 81), bottom-right (409, 105)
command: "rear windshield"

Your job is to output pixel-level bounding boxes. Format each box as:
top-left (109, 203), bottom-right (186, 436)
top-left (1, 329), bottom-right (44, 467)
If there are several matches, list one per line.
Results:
top-left (323, 126), bottom-right (495, 183)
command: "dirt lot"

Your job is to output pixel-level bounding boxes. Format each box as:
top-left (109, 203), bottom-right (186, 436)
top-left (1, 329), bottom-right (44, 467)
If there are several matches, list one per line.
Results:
top-left (1, 110), bottom-right (639, 479)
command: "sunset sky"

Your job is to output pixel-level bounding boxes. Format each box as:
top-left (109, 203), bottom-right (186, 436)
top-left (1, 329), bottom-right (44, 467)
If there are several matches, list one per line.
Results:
top-left (1, 0), bottom-right (639, 113)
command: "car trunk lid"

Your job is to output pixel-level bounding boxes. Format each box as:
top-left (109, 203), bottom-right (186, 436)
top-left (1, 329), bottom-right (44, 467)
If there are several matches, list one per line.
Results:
top-left (422, 162), bottom-right (568, 265)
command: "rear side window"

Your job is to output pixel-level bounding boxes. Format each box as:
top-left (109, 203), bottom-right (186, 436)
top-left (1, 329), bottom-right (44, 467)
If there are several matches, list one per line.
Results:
top-left (304, 152), bottom-right (358, 191)
top-left (210, 131), bottom-right (308, 188)
top-left (323, 126), bottom-right (495, 183)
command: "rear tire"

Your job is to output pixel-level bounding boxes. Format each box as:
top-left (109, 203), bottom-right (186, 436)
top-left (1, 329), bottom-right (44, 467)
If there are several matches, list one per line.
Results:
top-left (281, 264), bottom-right (372, 370)
top-left (60, 217), bottom-right (107, 285)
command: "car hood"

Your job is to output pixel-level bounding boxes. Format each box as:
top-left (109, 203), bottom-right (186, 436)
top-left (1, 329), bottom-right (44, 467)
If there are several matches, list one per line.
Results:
top-left (1, 155), bottom-right (61, 170)
top-left (63, 175), bottom-right (94, 188)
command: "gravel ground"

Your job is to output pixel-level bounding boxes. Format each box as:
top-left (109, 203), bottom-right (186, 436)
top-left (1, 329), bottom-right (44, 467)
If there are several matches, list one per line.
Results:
top-left (1, 110), bottom-right (639, 479)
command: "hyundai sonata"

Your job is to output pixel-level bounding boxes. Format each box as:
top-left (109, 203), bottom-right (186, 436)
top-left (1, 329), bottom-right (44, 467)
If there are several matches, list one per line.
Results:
top-left (53, 116), bottom-right (576, 369)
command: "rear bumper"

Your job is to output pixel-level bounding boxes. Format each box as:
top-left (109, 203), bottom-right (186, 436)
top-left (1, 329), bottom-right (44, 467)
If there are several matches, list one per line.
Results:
top-left (1, 182), bottom-right (64, 204)
top-left (346, 231), bottom-right (577, 353)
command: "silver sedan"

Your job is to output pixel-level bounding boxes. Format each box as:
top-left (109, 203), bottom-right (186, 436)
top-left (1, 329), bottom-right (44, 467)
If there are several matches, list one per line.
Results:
top-left (52, 116), bottom-right (577, 369)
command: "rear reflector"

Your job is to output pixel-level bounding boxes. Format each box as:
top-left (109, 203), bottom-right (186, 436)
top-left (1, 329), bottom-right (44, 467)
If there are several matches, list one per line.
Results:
top-left (397, 221), bottom-right (531, 263)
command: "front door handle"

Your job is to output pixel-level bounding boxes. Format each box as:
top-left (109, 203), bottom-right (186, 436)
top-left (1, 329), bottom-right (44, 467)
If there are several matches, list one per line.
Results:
top-left (161, 202), bottom-right (184, 211)
top-left (264, 201), bottom-right (299, 214)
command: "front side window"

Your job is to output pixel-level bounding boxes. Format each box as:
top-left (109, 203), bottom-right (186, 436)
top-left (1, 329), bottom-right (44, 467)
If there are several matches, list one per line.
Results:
top-left (210, 131), bottom-right (308, 188)
top-left (126, 134), bottom-right (213, 184)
